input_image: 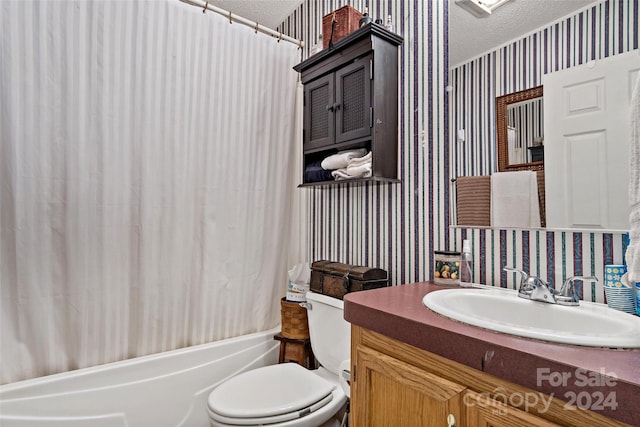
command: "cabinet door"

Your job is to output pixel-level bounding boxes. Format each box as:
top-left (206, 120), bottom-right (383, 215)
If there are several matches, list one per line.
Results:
top-left (335, 55), bottom-right (372, 144)
top-left (353, 346), bottom-right (465, 427)
top-left (304, 73), bottom-right (334, 150)
top-left (464, 390), bottom-right (560, 427)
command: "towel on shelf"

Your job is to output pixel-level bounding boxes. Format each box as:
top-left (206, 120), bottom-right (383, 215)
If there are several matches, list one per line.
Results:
top-left (345, 162), bottom-right (372, 177)
top-left (321, 148), bottom-right (367, 170)
top-left (304, 160), bottom-right (334, 183)
top-left (625, 73), bottom-right (640, 282)
top-left (491, 171), bottom-right (541, 228)
top-left (332, 167), bottom-right (372, 180)
top-left (329, 150), bottom-right (373, 180)
top-left (345, 151), bottom-right (372, 167)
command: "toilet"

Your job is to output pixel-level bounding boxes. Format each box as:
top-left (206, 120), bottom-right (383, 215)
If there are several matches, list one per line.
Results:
top-left (207, 291), bottom-right (351, 426)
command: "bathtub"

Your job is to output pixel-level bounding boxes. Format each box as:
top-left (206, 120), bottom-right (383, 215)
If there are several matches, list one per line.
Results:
top-left (0, 327), bottom-right (280, 426)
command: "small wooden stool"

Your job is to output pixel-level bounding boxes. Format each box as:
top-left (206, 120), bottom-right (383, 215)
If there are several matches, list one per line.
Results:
top-left (274, 333), bottom-right (316, 369)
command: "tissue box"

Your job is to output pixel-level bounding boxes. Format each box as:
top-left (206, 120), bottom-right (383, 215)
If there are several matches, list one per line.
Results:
top-left (310, 260), bottom-right (388, 299)
top-left (434, 250), bottom-right (461, 286)
top-left (322, 5), bottom-right (363, 48)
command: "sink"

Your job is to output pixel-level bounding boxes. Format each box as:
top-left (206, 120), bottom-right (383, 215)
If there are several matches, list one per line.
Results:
top-left (422, 288), bottom-right (640, 348)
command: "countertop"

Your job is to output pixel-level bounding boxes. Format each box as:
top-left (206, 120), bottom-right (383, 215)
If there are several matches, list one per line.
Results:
top-left (343, 282), bottom-right (640, 426)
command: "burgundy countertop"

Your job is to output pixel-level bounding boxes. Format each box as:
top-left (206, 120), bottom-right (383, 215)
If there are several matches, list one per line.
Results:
top-left (344, 282), bottom-right (640, 426)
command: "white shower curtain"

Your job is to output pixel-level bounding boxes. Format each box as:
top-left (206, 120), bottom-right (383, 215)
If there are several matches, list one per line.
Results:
top-left (0, 0), bottom-right (302, 384)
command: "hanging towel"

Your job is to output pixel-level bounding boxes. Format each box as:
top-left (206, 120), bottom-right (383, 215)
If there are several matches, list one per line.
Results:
top-left (625, 73), bottom-right (640, 282)
top-left (321, 148), bottom-right (368, 170)
top-left (456, 176), bottom-right (491, 226)
top-left (491, 171), bottom-right (541, 228)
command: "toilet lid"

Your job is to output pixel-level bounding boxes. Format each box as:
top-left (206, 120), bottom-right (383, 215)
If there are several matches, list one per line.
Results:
top-left (208, 363), bottom-right (335, 420)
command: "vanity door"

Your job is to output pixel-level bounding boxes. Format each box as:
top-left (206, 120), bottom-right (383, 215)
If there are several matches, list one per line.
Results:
top-left (352, 346), bottom-right (465, 426)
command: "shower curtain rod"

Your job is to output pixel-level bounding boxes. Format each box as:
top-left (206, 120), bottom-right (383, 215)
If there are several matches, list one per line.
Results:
top-left (179, 0), bottom-right (304, 49)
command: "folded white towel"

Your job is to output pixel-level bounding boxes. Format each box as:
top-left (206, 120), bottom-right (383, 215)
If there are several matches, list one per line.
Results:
top-left (346, 162), bottom-right (372, 177)
top-left (331, 167), bottom-right (372, 180)
top-left (321, 148), bottom-right (367, 170)
top-left (625, 73), bottom-right (640, 282)
top-left (346, 151), bottom-right (372, 167)
top-left (331, 169), bottom-right (350, 180)
top-left (347, 163), bottom-right (371, 177)
top-left (491, 171), bottom-right (541, 228)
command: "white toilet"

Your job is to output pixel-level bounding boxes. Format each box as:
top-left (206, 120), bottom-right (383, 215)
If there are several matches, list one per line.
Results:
top-left (206, 291), bottom-right (351, 426)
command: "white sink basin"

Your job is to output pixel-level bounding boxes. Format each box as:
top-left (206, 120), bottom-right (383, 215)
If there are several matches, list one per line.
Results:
top-left (423, 288), bottom-right (640, 348)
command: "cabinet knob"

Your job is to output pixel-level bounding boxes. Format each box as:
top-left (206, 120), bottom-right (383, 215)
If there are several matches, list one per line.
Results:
top-left (326, 104), bottom-right (334, 112)
top-left (332, 102), bottom-right (341, 111)
top-left (447, 414), bottom-right (456, 427)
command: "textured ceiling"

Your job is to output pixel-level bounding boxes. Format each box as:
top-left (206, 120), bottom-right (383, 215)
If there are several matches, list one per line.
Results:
top-left (208, 0), bottom-right (599, 66)
top-left (448, 0), bottom-right (598, 66)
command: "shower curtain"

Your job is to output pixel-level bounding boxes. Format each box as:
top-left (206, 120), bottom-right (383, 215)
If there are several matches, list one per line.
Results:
top-left (0, 0), bottom-right (302, 384)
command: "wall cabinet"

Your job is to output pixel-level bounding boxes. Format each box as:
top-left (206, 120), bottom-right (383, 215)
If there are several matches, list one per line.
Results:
top-left (350, 326), bottom-right (629, 427)
top-left (294, 23), bottom-right (402, 186)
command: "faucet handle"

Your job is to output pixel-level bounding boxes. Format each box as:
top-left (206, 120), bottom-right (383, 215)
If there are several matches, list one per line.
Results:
top-left (504, 266), bottom-right (553, 304)
top-left (503, 266), bottom-right (546, 290)
top-left (503, 266), bottom-right (528, 285)
top-left (557, 276), bottom-right (598, 305)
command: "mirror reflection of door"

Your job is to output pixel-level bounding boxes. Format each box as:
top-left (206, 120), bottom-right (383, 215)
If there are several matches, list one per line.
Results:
top-left (544, 51), bottom-right (639, 230)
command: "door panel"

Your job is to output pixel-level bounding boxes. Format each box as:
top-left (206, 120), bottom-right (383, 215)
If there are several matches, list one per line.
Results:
top-left (544, 51), bottom-right (640, 229)
top-left (304, 74), bottom-right (334, 150)
top-left (335, 55), bottom-right (372, 144)
top-left (353, 346), bottom-right (464, 426)
top-left (464, 390), bottom-right (561, 427)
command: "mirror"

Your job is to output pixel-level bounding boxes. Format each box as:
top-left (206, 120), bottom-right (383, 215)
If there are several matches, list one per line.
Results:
top-left (495, 86), bottom-right (546, 226)
top-left (496, 86), bottom-right (544, 172)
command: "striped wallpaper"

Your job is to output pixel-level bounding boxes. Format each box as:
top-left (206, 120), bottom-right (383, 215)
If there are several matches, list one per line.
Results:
top-left (450, 227), bottom-right (627, 303)
top-left (450, 0), bottom-right (638, 302)
top-left (280, 0), bottom-right (637, 303)
top-left (279, 0), bottom-right (450, 287)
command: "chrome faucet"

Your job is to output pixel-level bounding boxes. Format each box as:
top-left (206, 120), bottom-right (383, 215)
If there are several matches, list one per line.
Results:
top-left (503, 267), bottom-right (597, 306)
top-left (555, 276), bottom-right (599, 306)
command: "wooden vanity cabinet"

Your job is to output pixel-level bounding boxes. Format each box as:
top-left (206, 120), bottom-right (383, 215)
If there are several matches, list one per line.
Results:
top-left (294, 23), bottom-right (402, 186)
top-left (355, 345), bottom-right (465, 426)
top-left (350, 326), bottom-right (629, 427)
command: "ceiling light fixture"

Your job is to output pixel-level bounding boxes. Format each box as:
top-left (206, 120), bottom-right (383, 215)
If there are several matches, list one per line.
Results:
top-left (455, 0), bottom-right (512, 18)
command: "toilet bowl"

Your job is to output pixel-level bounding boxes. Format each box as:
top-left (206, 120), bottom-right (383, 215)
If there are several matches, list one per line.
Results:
top-left (207, 291), bottom-right (350, 427)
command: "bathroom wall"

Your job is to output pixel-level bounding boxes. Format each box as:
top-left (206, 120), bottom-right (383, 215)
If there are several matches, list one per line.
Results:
top-left (449, 0), bottom-right (637, 301)
top-left (281, 0), bottom-right (637, 299)
top-left (279, 0), bottom-right (450, 286)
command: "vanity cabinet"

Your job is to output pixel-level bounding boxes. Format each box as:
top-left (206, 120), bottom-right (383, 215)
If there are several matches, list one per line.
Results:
top-left (354, 345), bottom-right (465, 426)
top-left (294, 23), bottom-right (402, 186)
top-left (350, 326), bottom-right (629, 427)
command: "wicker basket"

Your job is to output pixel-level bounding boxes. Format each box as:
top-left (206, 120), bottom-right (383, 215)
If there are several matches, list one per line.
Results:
top-left (280, 297), bottom-right (309, 339)
top-left (322, 5), bottom-right (363, 48)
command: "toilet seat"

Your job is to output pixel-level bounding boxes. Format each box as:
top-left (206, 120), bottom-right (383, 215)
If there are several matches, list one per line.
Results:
top-left (207, 363), bottom-right (335, 425)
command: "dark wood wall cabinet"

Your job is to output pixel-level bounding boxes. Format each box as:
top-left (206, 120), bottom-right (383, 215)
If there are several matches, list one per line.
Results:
top-left (294, 23), bottom-right (403, 186)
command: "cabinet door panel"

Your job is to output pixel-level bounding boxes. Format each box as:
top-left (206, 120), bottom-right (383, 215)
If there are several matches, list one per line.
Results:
top-left (464, 390), bottom-right (560, 427)
top-left (304, 74), bottom-right (334, 150)
top-left (353, 346), bottom-right (465, 427)
top-left (335, 55), bottom-right (372, 144)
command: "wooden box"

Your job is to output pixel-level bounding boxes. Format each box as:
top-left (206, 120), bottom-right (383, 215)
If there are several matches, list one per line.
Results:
top-left (310, 260), bottom-right (388, 299)
top-left (322, 5), bottom-right (363, 48)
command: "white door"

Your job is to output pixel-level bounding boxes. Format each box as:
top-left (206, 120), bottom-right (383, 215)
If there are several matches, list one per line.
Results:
top-left (544, 50), bottom-right (640, 230)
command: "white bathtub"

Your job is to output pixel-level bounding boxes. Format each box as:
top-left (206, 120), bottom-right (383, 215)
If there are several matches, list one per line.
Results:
top-left (0, 328), bottom-right (280, 426)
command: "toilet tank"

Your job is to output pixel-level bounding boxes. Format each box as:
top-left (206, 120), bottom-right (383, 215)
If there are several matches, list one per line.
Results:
top-left (304, 291), bottom-right (351, 376)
